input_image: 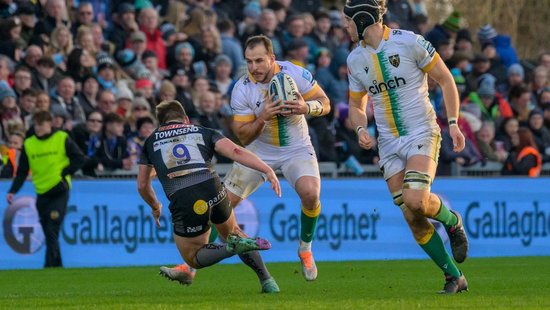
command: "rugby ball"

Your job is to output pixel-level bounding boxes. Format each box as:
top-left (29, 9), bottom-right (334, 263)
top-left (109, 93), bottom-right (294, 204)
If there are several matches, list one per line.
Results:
top-left (268, 72), bottom-right (298, 106)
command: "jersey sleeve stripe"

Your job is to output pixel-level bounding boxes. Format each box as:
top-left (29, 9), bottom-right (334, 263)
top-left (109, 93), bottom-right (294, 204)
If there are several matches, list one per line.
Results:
top-left (421, 52), bottom-right (440, 73)
top-left (233, 114), bottom-right (256, 122)
top-left (350, 90), bottom-right (367, 99)
top-left (302, 83), bottom-right (321, 100)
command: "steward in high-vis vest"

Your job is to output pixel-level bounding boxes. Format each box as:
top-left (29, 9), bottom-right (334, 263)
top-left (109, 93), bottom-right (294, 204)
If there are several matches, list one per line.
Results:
top-left (7, 111), bottom-right (84, 268)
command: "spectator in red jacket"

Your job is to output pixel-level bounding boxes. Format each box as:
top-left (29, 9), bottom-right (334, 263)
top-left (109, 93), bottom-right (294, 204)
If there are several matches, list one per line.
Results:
top-left (138, 8), bottom-right (166, 69)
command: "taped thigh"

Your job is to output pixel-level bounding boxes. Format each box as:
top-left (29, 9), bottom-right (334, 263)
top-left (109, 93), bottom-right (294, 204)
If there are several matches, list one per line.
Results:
top-left (403, 170), bottom-right (432, 191)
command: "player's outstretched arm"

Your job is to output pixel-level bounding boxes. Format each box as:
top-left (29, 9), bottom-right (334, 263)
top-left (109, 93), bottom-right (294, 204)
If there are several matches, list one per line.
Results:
top-left (215, 138), bottom-right (281, 197)
top-left (427, 58), bottom-right (465, 152)
top-left (137, 164), bottom-right (163, 226)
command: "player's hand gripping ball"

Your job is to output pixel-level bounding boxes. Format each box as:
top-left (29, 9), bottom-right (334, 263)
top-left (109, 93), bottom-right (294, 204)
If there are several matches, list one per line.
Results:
top-left (269, 72), bottom-right (298, 115)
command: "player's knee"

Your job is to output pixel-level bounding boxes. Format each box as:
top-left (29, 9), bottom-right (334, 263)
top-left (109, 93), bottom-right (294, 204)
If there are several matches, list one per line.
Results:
top-left (402, 191), bottom-right (429, 213)
top-left (300, 193), bottom-right (320, 210)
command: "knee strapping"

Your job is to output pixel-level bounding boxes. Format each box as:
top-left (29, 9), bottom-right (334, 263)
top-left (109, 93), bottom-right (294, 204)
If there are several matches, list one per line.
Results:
top-left (391, 190), bottom-right (406, 211)
top-left (403, 170), bottom-right (432, 191)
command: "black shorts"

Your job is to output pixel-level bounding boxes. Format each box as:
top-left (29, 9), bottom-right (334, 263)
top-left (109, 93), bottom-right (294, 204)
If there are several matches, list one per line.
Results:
top-left (168, 177), bottom-right (231, 238)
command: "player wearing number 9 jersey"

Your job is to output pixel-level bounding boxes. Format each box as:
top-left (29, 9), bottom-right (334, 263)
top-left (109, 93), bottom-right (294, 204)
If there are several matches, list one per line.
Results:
top-left (137, 100), bottom-right (282, 292)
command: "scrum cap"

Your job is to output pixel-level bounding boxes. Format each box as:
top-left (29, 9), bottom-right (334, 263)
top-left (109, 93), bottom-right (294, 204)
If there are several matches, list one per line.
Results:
top-left (343, 0), bottom-right (385, 40)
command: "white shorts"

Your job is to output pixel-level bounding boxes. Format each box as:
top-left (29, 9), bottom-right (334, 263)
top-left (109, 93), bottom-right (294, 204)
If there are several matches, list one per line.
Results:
top-left (224, 147), bottom-right (320, 199)
top-left (378, 129), bottom-right (441, 180)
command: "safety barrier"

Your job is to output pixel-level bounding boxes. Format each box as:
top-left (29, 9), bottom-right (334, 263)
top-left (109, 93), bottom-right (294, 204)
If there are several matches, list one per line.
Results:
top-left (1, 178), bottom-right (549, 269)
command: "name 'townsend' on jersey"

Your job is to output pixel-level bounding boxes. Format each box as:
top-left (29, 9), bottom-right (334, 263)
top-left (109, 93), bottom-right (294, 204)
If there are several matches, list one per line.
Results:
top-left (347, 26), bottom-right (440, 139)
top-left (230, 61), bottom-right (321, 150)
top-left (139, 122), bottom-right (224, 197)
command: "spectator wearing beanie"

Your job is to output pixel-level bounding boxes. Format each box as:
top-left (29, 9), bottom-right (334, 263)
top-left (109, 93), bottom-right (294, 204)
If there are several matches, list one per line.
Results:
top-left (497, 64), bottom-right (525, 99)
top-left (115, 86), bottom-right (134, 119)
top-left (128, 31), bottom-right (147, 61)
top-left (213, 54), bottom-right (234, 96)
top-left (425, 10), bottom-right (461, 50)
top-left (477, 24), bottom-right (519, 68)
top-left (174, 41), bottom-right (204, 80)
top-left (116, 48), bottom-right (145, 80)
top-left (465, 73), bottom-right (513, 127)
top-left (96, 53), bottom-right (118, 94)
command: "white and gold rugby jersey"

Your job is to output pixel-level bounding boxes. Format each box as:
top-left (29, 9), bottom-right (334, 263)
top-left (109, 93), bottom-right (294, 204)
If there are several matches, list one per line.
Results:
top-left (230, 61), bottom-right (321, 150)
top-left (347, 26), bottom-right (440, 139)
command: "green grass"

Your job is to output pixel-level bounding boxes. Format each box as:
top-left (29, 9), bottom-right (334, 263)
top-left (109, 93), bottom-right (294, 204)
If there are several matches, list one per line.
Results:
top-left (0, 257), bottom-right (549, 309)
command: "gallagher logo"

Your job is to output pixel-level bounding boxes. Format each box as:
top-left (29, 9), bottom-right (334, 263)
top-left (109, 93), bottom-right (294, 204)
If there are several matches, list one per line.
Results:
top-left (3, 196), bottom-right (44, 254)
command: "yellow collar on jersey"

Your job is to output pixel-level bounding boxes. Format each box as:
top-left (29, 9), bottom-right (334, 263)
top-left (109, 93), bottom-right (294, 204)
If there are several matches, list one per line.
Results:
top-left (248, 62), bottom-right (281, 84)
top-left (361, 25), bottom-right (391, 48)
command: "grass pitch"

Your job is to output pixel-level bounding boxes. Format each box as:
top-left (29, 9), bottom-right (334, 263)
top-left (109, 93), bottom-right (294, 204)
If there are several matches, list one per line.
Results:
top-left (0, 257), bottom-right (548, 309)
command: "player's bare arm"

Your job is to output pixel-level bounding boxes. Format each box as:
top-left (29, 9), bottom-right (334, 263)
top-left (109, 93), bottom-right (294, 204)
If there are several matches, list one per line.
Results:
top-left (349, 93), bottom-right (374, 150)
top-left (137, 164), bottom-right (163, 226)
top-left (427, 58), bottom-right (466, 152)
top-left (232, 94), bottom-right (284, 146)
top-left (214, 137), bottom-right (281, 198)
top-left (281, 86), bottom-right (330, 117)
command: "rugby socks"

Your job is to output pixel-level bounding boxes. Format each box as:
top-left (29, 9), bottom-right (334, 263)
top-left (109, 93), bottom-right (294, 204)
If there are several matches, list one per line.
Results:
top-left (238, 251), bottom-right (272, 282)
top-left (208, 225), bottom-right (219, 243)
top-left (194, 243), bottom-right (233, 268)
top-left (432, 196), bottom-right (458, 229)
top-left (300, 202), bottom-right (321, 245)
top-left (418, 224), bottom-right (461, 278)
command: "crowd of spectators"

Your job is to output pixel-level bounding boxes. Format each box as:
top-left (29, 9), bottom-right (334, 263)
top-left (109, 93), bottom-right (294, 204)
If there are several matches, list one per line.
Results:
top-left (0, 0), bottom-right (548, 178)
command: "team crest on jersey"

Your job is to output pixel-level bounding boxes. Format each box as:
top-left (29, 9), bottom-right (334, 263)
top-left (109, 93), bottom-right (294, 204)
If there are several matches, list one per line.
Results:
top-left (388, 54), bottom-right (400, 68)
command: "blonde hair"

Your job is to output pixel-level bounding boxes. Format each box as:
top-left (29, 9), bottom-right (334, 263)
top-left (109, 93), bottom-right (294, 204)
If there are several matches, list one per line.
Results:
top-left (200, 26), bottom-right (222, 54)
top-left (50, 25), bottom-right (74, 56)
top-left (164, 1), bottom-right (188, 32)
top-left (181, 7), bottom-right (207, 38)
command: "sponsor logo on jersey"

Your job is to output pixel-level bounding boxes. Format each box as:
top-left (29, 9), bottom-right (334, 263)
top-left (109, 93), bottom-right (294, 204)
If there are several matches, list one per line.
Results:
top-left (364, 66), bottom-right (369, 74)
top-left (388, 54), bottom-right (400, 67)
top-left (368, 76), bottom-right (407, 95)
top-left (392, 29), bottom-right (402, 35)
top-left (193, 200), bottom-right (208, 215)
